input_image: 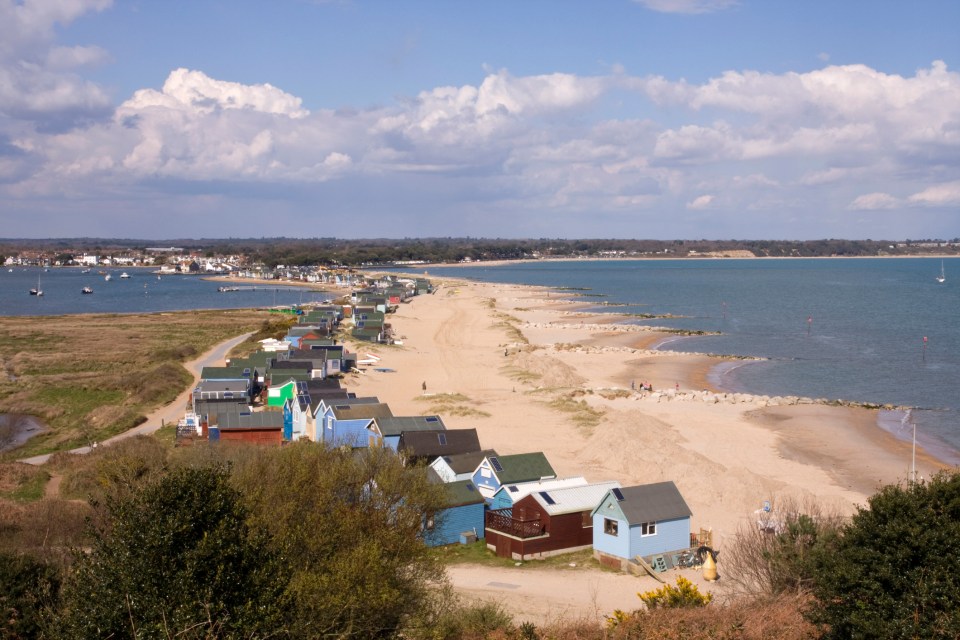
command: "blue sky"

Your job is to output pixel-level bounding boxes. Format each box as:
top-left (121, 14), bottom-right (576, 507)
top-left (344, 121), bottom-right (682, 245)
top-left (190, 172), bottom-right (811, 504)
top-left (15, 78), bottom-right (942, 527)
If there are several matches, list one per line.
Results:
top-left (2, 0), bottom-right (958, 240)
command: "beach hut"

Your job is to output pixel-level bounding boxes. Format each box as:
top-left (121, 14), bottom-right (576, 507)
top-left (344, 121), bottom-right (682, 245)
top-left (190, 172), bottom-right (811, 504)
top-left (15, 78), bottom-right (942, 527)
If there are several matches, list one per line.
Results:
top-left (367, 415), bottom-right (448, 451)
top-left (471, 452), bottom-right (556, 499)
top-left (423, 478), bottom-right (486, 547)
top-left (397, 428), bottom-right (481, 463)
top-left (591, 481), bottom-right (692, 571)
top-left (488, 476), bottom-right (589, 510)
top-left (429, 449), bottom-right (498, 483)
top-left (214, 412), bottom-right (285, 445)
top-left (485, 481), bottom-right (621, 560)
top-left (318, 401), bottom-right (393, 448)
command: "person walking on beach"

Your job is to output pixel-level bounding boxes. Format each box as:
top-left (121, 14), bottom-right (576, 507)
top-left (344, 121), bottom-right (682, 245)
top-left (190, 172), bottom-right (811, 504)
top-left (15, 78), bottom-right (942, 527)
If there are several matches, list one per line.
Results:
top-left (422, 381), bottom-right (427, 394)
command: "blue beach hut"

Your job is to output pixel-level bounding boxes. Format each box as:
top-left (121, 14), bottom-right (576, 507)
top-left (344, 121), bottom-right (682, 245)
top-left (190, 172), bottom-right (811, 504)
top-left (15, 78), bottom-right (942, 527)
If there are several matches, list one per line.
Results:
top-left (423, 478), bottom-right (486, 547)
top-left (591, 481), bottom-right (692, 570)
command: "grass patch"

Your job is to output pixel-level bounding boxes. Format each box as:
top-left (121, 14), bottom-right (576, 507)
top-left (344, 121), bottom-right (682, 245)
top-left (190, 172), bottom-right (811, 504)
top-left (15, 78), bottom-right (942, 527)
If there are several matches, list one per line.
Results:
top-left (152, 423), bottom-right (179, 447)
top-left (0, 309), bottom-right (273, 459)
top-left (500, 366), bottom-right (542, 384)
top-left (432, 541), bottom-right (598, 571)
top-left (6, 470), bottom-right (50, 502)
top-left (547, 395), bottom-right (605, 432)
top-left (416, 393), bottom-right (492, 419)
top-left (492, 312), bottom-right (529, 345)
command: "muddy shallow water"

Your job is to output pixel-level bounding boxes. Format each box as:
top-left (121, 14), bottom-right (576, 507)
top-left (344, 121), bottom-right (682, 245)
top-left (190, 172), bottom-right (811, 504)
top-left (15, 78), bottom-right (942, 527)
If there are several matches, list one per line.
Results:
top-left (0, 414), bottom-right (49, 453)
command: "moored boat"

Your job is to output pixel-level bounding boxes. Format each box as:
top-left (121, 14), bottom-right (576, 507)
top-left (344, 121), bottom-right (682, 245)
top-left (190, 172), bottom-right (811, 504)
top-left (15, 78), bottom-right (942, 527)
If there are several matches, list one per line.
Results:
top-left (82, 286), bottom-right (93, 294)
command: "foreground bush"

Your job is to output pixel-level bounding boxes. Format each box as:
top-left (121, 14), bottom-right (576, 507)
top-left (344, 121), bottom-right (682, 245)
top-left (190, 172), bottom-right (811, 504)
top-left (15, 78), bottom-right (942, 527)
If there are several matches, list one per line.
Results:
top-left (54, 465), bottom-right (287, 638)
top-left (809, 471), bottom-right (960, 639)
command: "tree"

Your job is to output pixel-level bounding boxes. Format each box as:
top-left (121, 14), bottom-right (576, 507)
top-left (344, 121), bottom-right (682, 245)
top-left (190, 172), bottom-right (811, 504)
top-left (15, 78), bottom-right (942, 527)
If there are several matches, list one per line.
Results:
top-left (55, 465), bottom-right (288, 639)
top-left (809, 471), bottom-right (960, 639)
top-left (0, 551), bottom-right (60, 639)
top-left (230, 443), bottom-right (448, 639)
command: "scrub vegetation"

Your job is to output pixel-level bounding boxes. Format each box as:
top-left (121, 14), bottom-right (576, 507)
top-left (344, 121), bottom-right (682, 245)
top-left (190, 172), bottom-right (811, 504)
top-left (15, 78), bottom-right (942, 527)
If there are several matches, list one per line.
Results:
top-left (0, 310), bottom-right (282, 459)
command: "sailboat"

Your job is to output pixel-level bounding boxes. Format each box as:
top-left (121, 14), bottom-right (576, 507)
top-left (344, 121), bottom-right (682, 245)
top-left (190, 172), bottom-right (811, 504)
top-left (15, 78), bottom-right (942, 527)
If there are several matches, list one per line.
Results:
top-left (29, 270), bottom-right (43, 296)
top-left (936, 260), bottom-right (946, 284)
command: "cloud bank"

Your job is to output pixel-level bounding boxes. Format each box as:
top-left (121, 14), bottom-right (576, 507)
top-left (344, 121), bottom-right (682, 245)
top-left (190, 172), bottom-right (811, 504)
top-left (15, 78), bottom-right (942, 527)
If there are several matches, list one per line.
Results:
top-left (0, 1), bottom-right (957, 239)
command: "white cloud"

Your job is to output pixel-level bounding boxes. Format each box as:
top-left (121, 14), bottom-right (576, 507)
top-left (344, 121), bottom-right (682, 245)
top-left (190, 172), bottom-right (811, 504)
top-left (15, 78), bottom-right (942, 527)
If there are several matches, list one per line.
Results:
top-left (848, 193), bottom-right (900, 210)
top-left (0, 0), bottom-right (113, 127)
top-left (908, 181), bottom-right (960, 206)
top-left (687, 194), bottom-right (714, 209)
top-left (633, 0), bottom-right (738, 14)
top-left (122, 68), bottom-right (309, 118)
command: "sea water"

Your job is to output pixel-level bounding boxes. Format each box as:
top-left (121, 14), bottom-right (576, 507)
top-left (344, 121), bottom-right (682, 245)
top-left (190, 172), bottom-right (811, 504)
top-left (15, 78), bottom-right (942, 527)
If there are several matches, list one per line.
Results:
top-left (416, 258), bottom-right (960, 464)
top-left (0, 267), bottom-right (326, 316)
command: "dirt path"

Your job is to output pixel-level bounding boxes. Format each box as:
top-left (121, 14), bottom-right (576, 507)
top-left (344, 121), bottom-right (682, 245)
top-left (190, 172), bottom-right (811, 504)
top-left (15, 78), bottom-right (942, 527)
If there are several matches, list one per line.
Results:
top-left (19, 331), bottom-right (253, 466)
top-left (445, 562), bottom-right (715, 626)
top-left (44, 472), bottom-right (62, 499)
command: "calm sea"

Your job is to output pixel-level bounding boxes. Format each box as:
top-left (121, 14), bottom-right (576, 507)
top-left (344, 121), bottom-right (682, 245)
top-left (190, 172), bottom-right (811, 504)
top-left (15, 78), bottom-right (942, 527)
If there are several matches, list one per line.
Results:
top-left (0, 267), bottom-right (326, 316)
top-left (415, 258), bottom-right (960, 464)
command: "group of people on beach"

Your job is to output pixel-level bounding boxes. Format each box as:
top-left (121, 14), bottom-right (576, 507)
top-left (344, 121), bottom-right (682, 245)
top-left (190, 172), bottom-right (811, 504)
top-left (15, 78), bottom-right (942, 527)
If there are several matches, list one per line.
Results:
top-left (631, 380), bottom-right (654, 392)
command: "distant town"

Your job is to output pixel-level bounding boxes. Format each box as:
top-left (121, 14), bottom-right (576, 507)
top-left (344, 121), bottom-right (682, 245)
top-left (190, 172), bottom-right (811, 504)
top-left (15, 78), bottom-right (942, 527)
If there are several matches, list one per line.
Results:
top-left (1, 237), bottom-right (958, 272)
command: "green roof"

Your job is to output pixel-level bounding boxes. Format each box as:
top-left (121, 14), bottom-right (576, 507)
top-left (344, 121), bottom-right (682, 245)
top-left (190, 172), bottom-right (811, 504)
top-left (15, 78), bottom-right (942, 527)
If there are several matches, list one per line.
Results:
top-left (442, 480), bottom-right (486, 508)
top-left (200, 366), bottom-right (249, 380)
top-left (490, 452), bottom-right (556, 484)
top-left (373, 416), bottom-right (446, 437)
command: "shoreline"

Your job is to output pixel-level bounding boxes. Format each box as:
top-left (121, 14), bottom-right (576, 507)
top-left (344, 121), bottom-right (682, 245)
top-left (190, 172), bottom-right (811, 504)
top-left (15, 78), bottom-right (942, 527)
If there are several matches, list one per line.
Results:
top-left (345, 277), bottom-right (950, 547)
top-left (407, 265), bottom-right (960, 468)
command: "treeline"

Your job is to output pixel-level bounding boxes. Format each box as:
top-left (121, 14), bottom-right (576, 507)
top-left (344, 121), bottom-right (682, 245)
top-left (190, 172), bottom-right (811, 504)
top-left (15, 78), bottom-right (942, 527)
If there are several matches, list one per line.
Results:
top-left (2, 237), bottom-right (959, 268)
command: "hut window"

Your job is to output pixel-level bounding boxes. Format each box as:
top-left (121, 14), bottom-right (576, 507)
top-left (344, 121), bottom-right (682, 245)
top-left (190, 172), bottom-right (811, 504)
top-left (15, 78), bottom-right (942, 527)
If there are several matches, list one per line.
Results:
top-left (582, 512), bottom-right (592, 528)
top-left (604, 518), bottom-right (618, 536)
top-left (641, 521), bottom-right (657, 536)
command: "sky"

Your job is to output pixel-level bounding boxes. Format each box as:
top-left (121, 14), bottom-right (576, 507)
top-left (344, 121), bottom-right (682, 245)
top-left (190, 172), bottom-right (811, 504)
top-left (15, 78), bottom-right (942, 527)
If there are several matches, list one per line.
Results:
top-left (1, 0), bottom-right (959, 241)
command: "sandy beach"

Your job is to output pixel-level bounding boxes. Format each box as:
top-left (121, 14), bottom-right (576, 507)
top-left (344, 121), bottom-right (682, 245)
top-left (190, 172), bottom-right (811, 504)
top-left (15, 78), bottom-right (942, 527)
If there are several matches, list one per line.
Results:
top-left (339, 276), bottom-right (949, 618)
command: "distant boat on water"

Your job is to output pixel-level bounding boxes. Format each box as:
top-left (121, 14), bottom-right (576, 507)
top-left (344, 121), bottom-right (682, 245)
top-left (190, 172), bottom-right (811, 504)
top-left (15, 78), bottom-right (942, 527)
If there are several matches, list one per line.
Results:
top-left (936, 261), bottom-right (946, 284)
top-left (30, 271), bottom-right (42, 296)
top-left (105, 274), bottom-right (112, 281)
top-left (120, 272), bottom-right (131, 279)
top-left (81, 286), bottom-right (93, 294)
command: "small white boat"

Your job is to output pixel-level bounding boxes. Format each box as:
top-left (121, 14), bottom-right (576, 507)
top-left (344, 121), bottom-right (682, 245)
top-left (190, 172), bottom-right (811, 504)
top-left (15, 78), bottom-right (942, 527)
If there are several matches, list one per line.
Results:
top-left (936, 260), bottom-right (945, 284)
top-left (81, 268), bottom-right (91, 274)
top-left (120, 272), bottom-right (131, 279)
top-left (82, 286), bottom-right (93, 294)
top-left (30, 270), bottom-right (42, 296)
top-left (105, 274), bottom-right (112, 281)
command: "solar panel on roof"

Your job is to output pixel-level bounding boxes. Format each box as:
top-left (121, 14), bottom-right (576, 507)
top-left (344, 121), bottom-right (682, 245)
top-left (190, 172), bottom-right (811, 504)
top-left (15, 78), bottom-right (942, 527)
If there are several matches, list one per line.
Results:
top-left (489, 457), bottom-right (503, 472)
top-left (466, 483), bottom-right (475, 491)
top-left (508, 485), bottom-right (519, 493)
top-left (612, 488), bottom-right (625, 502)
top-left (335, 405), bottom-right (351, 410)
top-left (426, 416), bottom-right (439, 422)
top-left (539, 491), bottom-right (556, 505)
top-left (437, 433), bottom-right (447, 445)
